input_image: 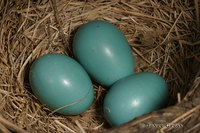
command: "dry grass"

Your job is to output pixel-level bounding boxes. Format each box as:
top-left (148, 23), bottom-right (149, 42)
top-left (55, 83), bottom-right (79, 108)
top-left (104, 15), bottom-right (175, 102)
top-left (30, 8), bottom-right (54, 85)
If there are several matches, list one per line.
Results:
top-left (0, 0), bottom-right (199, 133)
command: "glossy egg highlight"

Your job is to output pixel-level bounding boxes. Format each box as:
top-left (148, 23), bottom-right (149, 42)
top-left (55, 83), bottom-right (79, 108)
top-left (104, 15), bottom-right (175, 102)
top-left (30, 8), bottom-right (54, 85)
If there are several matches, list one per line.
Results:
top-left (29, 53), bottom-right (94, 115)
top-left (73, 20), bottom-right (134, 87)
top-left (103, 72), bottom-right (168, 126)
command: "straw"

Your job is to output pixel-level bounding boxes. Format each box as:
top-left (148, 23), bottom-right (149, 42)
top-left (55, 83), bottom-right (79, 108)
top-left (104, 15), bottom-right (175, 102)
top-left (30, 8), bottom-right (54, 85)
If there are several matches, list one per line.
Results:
top-left (0, 0), bottom-right (199, 132)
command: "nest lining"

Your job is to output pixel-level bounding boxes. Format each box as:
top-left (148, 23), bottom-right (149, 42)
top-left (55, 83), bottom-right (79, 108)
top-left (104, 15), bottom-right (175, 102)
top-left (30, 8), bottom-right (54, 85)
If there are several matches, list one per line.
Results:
top-left (0, 0), bottom-right (200, 133)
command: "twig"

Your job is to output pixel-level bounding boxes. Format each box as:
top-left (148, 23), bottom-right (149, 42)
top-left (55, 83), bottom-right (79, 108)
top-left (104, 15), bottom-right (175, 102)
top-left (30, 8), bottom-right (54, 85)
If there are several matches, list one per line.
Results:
top-left (50, 0), bottom-right (72, 56)
top-left (17, 40), bottom-right (48, 86)
top-left (0, 122), bottom-right (12, 133)
top-left (75, 120), bottom-right (86, 133)
top-left (194, 0), bottom-right (199, 28)
top-left (17, 0), bottom-right (30, 33)
top-left (48, 86), bottom-right (92, 116)
top-left (55, 120), bottom-right (76, 133)
top-left (183, 77), bottom-right (200, 101)
top-left (159, 105), bottom-right (200, 132)
top-left (177, 93), bottom-right (181, 103)
top-left (0, 115), bottom-right (28, 133)
top-left (185, 123), bottom-right (200, 133)
top-left (179, 40), bottom-right (200, 45)
top-left (191, 52), bottom-right (200, 62)
top-left (160, 11), bottom-right (183, 45)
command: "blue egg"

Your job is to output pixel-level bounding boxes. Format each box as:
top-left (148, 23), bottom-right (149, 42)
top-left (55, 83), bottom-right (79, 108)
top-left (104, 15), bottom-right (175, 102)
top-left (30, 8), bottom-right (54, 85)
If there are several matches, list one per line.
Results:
top-left (29, 53), bottom-right (94, 115)
top-left (103, 72), bottom-right (168, 126)
top-left (73, 20), bottom-right (134, 87)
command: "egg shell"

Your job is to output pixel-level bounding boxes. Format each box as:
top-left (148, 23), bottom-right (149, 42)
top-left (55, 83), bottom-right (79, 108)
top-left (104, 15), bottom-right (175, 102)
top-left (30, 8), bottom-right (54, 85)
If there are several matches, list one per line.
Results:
top-left (103, 72), bottom-right (168, 126)
top-left (73, 20), bottom-right (134, 87)
top-left (29, 53), bottom-right (94, 115)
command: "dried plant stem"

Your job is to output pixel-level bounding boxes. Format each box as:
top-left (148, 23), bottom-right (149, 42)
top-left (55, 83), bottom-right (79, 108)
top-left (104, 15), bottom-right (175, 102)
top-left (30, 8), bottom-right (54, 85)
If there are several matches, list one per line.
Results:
top-left (0, 0), bottom-right (199, 132)
top-left (194, 0), bottom-right (199, 28)
top-left (0, 116), bottom-right (28, 133)
top-left (75, 120), bottom-right (87, 133)
top-left (0, 123), bottom-right (12, 133)
top-left (55, 120), bottom-right (76, 133)
top-left (159, 105), bottom-right (200, 132)
top-left (50, 0), bottom-right (72, 55)
top-left (160, 11), bottom-right (183, 45)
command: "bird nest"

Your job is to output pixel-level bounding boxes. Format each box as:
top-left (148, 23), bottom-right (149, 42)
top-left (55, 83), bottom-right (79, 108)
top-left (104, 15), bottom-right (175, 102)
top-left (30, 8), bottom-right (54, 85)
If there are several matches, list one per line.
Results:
top-left (0, 0), bottom-right (200, 133)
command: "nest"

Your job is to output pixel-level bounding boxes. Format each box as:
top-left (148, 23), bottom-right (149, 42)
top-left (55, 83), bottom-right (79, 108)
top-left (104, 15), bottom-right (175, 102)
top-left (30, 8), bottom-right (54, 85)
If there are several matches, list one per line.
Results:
top-left (0, 0), bottom-right (200, 132)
